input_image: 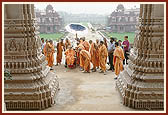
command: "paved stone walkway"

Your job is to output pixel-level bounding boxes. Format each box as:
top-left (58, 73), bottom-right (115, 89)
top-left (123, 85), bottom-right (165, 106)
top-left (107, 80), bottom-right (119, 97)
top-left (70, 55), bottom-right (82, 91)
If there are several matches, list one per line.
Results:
top-left (44, 65), bottom-right (135, 111)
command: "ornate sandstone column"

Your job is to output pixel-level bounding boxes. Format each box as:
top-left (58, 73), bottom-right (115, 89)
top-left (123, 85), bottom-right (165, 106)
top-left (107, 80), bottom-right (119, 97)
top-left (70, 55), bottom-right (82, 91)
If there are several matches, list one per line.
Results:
top-left (116, 4), bottom-right (164, 109)
top-left (4, 4), bottom-right (59, 110)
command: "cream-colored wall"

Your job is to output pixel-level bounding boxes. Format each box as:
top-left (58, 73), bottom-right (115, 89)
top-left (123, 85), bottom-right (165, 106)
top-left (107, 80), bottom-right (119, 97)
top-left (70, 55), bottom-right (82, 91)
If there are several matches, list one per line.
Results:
top-left (153, 4), bottom-right (164, 17)
top-left (5, 4), bottom-right (24, 19)
top-left (5, 4), bottom-right (36, 20)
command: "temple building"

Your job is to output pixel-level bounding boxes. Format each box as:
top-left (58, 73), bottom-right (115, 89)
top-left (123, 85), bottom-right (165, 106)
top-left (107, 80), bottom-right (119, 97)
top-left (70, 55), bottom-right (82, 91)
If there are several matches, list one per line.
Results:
top-left (35, 4), bottom-right (63, 33)
top-left (107, 4), bottom-right (140, 33)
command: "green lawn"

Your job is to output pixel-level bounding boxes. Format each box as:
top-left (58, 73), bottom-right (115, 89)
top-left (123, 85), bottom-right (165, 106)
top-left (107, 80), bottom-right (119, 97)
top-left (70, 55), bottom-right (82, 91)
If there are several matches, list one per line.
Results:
top-left (102, 32), bottom-right (135, 44)
top-left (81, 22), bottom-right (89, 28)
top-left (39, 23), bottom-right (88, 41)
top-left (39, 33), bottom-right (65, 41)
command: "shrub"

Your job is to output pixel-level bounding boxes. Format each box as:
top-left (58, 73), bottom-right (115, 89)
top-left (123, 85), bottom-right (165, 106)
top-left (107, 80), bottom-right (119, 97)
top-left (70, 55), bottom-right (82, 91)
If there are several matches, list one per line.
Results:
top-left (4, 69), bottom-right (12, 80)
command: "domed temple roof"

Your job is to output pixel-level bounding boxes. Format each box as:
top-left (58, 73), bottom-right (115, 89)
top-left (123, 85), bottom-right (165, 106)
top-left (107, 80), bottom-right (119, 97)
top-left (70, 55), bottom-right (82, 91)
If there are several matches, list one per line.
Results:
top-left (46, 4), bottom-right (53, 11)
top-left (117, 4), bottom-right (125, 11)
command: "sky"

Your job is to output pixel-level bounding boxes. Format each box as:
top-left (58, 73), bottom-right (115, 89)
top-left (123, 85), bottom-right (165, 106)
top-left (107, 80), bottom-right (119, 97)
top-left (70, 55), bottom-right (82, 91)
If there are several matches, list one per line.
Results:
top-left (35, 2), bottom-right (140, 15)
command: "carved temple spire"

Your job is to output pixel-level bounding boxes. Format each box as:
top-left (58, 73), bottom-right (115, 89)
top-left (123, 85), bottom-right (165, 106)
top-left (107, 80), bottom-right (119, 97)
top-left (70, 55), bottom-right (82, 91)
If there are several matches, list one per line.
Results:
top-left (116, 4), bottom-right (164, 109)
top-left (4, 4), bottom-right (59, 110)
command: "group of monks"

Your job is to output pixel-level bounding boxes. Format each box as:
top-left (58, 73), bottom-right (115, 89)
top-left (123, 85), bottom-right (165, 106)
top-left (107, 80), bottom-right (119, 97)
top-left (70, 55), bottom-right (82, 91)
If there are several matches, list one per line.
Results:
top-left (55, 37), bottom-right (108, 74)
top-left (41, 36), bottom-right (125, 77)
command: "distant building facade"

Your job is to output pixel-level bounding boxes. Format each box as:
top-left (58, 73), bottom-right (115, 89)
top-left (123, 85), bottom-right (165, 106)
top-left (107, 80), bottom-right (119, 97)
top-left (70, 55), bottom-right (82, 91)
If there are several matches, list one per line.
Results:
top-left (35, 5), bottom-right (63, 33)
top-left (107, 4), bottom-right (140, 33)
top-left (58, 12), bottom-right (107, 26)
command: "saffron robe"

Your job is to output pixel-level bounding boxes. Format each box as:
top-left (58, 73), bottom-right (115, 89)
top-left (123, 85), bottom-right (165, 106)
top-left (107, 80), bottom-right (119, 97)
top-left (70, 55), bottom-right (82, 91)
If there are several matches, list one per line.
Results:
top-left (43, 42), bottom-right (49, 60)
top-left (80, 50), bottom-right (91, 72)
top-left (90, 43), bottom-right (100, 69)
top-left (113, 46), bottom-right (125, 75)
top-left (47, 43), bottom-right (55, 67)
top-left (56, 42), bottom-right (64, 64)
top-left (65, 40), bottom-right (71, 50)
top-left (77, 43), bottom-right (85, 68)
top-left (104, 41), bottom-right (108, 49)
top-left (99, 44), bottom-right (108, 71)
top-left (82, 41), bottom-right (90, 52)
top-left (65, 49), bottom-right (76, 65)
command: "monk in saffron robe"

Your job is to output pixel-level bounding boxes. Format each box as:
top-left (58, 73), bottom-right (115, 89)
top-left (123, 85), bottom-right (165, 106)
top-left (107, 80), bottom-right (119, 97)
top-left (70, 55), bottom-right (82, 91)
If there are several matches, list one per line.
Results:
top-left (78, 40), bottom-right (85, 50)
top-left (96, 39), bottom-right (101, 48)
top-left (82, 37), bottom-right (90, 52)
top-left (75, 42), bottom-right (80, 65)
top-left (99, 41), bottom-right (108, 74)
top-left (89, 40), bottom-right (93, 58)
top-left (89, 40), bottom-right (93, 63)
top-left (113, 42), bottom-right (125, 79)
top-left (89, 40), bottom-right (93, 47)
top-left (65, 38), bottom-right (71, 50)
top-left (89, 40), bottom-right (93, 52)
top-left (78, 38), bottom-right (85, 70)
top-left (79, 49), bottom-right (91, 73)
top-left (90, 42), bottom-right (100, 72)
top-left (95, 39), bottom-right (100, 68)
top-left (56, 39), bottom-right (64, 65)
top-left (75, 47), bottom-right (79, 66)
top-left (103, 37), bottom-right (108, 49)
top-left (47, 40), bottom-right (55, 70)
top-left (103, 37), bottom-right (108, 63)
top-left (79, 37), bottom-right (84, 44)
top-left (65, 46), bottom-right (76, 68)
top-left (79, 44), bottom-right (85, 70)
top-left (76, 42), bottom-right (84, 66)
top-left (43, 39), bottom-right (49, 60)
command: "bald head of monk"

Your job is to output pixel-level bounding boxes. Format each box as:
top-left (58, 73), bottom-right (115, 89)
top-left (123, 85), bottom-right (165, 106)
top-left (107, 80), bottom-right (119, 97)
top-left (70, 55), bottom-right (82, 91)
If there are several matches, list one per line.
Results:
top-left (80, 38), bottom-right (84, 43)
top-left (76, 38), bottom-right (80, 42)
top-left (100, 41), bottom-right (104, 46)
top-left (46, 39), bottom-right (48, 43)
top-left (83, 37), bottom-right (86, 41)
top-left (78, 48), bottom-right (82, 52)
top-left (96, 39), bottom-right (99, 44)
top-left (115, 42), bottom-right (119, 47)
top-left (89, 40), bottom-right (92, 45)
top-left (49, 40), bottom-right (53, 44)
top-left (77, 42), bottom-right (80, 46)
top-left (61, 38), bottom-right (64, 42)
top-left (66, 38), bottom-right (69, 41)
top-left (80, 37), bottom-right (83, 41)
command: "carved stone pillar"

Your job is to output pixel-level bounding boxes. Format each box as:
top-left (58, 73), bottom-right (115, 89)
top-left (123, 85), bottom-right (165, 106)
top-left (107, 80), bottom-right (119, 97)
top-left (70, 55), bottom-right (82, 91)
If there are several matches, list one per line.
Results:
top-left (116, 4), bottom-right (164, 109)
top-left (4, 4), bottom-right (59, 110)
